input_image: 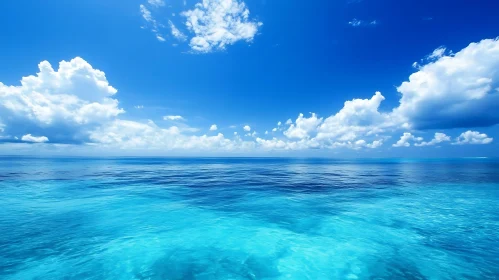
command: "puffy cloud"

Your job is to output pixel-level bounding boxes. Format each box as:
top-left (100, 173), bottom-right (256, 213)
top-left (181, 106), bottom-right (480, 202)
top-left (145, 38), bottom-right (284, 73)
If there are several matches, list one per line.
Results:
top-left (277, 121), bottom-right (282, 126)
top-left (284, 113), bottom-right (323, 139)
top-left (182, 0), bottom-right (262, 52)
top-left (147, 0), bottom-right (165, 7)
top-left (392, 132), bottom-right (423, 147)
top-left (453, 130), bottom-right (493, 145)
top-left (415, 132), bottom-right (450, 147)
top-left (0, 57), bottom-right (124, 143)
top-left (209, 124), bottom-right (218, 131)
top-left (243, 125), bottom-right (251, 132)
top-left (265, 131), bottom-right (268, 135)
top-left (285, 119), bottom-right (292, 125)
top-left (88, 119), bottom-right (246, 151)
top-left (169, 20), bottom-right (187, 41)
top-left (21, 134), bottom-right (49, 143)
top-left (317, 92), bottom-right (392, 142)
top-left (394, 38), bottom-right (499, 129)
top-left (366, 140), bottom-right (383, 149)
top-left (164, 115), bottom-right (185, 121)
top-left (245, 131), bottom-right (257, 138)
top-left (272, 128), bottom-right (277, 132)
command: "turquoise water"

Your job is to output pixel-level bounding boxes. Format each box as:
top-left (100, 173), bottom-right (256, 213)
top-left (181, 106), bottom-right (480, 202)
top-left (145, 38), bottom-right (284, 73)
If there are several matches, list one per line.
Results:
top-left (0, 157), bottom-right (498, 279)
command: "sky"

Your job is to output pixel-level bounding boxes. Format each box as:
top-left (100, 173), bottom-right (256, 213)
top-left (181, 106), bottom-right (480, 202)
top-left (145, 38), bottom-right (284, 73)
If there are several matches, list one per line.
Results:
top-left (0, 0), bottom-right (499, 157)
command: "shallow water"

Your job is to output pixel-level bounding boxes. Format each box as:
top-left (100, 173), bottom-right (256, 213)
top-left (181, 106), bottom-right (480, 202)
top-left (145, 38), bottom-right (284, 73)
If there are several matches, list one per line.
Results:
top-left (0, 157), bottom-right (498, 279)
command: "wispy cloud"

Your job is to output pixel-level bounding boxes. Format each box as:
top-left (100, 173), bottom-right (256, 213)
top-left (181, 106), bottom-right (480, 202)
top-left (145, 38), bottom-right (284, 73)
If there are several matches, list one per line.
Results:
top-left (164, 115), bottom-right (185, 121)
top-left (147, 0), bottom-right (165, 7)
top-left (140, 4), bottom-right (165, 42)
top-left (348, 18), bottom-right (378, 27)
top-left (169, 20), bottom-right (187, 41)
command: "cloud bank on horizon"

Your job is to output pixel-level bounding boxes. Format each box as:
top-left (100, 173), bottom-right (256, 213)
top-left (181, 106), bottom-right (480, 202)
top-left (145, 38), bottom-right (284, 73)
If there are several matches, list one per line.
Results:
top-left (0, 37), bottom-right (498, 154)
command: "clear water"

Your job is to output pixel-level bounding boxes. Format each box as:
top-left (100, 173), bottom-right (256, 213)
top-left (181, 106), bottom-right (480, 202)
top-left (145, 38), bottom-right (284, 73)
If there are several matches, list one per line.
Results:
top-left (0, 157), bottom-right (498, 279)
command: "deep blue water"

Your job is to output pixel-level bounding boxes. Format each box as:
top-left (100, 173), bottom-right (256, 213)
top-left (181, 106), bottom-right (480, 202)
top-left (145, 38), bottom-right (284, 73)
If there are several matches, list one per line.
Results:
top-left (0, 157), bottom-right (498, 279)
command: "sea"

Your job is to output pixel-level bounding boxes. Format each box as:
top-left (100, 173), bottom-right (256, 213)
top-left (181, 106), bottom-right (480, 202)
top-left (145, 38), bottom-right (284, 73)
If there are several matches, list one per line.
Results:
top-left (0, 157), bottom-right (498, 279)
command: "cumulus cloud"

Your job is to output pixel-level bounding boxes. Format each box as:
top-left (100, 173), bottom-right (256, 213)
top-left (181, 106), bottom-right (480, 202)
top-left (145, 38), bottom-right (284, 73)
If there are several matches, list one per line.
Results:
top-left (182, 0), bottom-right (262, 52)
top-left (392, 133), bottom-right (423, 147)
top-left (0, 57), bottom-right (124, 143)
top-left (414, 132), bottom-right (450, 147)
top-left (317, 91), bottom-right (392, 142)
top-left (284, 113), bottom-right (323, 139)
top-left (243, 125), bottom-right (251, 132)
top-left (164, 115), bottom-right (185, 121)
top-left (285, 119), bottom-right (292, 125)
top-left (209, 124), bottom-right (218, 131)
top-left (88, 119), bottom-right (249, 151)
top-left (394, 38), bottom-right (499, 129)
top-left (21, 134), bottom-right (49, 143)
top-left (453, 130), bottom-right (493, 145)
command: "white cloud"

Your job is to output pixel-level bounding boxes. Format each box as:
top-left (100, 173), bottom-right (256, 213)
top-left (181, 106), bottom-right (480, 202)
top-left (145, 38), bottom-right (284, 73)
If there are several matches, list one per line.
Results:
top-left (89, 119), bottom-right (247, 151)
top-left (140, 4), bottom-right (154, 22)
top-left (277, 121), bottom-right (282, 126)
top-left (392, 132), bottom-right (423, 147)
top-left (285, 119), bottom-right (292, 125)
top-left (348, 18), bottom-right (362, 27)
top-left (156, 35), bottom-right (166, 42)
top-left (169, 20), bottom-right (187, 41)
top-left (414, 132), bottom-right (450, 147)
top-left (21, 134), bottom-right (49, 143)
top-left (148, 0), bottom-right (165, 7)
top-left (243, 125), bottom-right (251, 132)
top-left (265, 130), bottom-right (268, 135)
top-left (164, 115), bottom-right (185, 121)
top-left (245, 131), bottom-right (257, 138)
top-left (234, 131), bottom-right (237, 135)
top-left (453, 130), bottom-right (493, 145)
top-left (394, 38), bottom-right (499, 129)
top-left (135, 105), bottom-right (144, 109)
top-left (348, 19), bottom-right (378, 27)
top-left (209, 124), bottom-right (218, 131)
top-left (284, 113), bottom-right (323, 139)
top-left (256, 137), bottom-right (321, 150)
top-left (366, 139), bottom-right (383, 149)
top-left (140, 4), bottom-right (165, 42)
top-left (182, 0), bottom-right (262, 52)
top-left (272, 128), bottom-right (277, 132)
top-left (427, 46), bottom-right (446, 60)
top-left (317, 91), bottom-right (392, 142)
top-left (0, 57), bottom-right (124, 143)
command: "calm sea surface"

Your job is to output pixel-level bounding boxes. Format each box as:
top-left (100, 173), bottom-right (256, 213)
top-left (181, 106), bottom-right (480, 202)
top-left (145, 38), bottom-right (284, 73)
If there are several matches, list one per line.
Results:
top-left (0, 157), bottom-right (498, 279)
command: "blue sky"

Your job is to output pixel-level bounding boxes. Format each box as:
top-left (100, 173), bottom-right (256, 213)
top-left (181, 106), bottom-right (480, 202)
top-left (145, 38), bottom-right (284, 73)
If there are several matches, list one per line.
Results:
top-left (0, 0), bottom-right (498, 157)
